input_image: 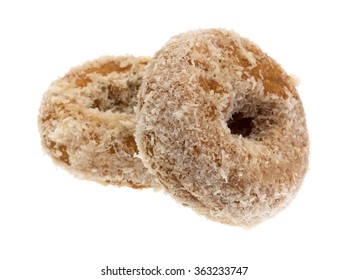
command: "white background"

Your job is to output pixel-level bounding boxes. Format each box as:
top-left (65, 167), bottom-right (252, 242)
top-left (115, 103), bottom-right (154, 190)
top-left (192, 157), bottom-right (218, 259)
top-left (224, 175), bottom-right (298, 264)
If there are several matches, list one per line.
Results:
top-left (1, 0), bottom-right (348, 279)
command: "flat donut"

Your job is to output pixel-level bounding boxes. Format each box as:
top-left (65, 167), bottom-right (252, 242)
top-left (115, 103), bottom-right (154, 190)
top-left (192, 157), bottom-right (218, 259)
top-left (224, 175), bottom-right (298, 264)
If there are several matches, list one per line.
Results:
top-left (136, 29), bottom-right (309, 226)
top-left (39, 55), bottom-right (159, 189)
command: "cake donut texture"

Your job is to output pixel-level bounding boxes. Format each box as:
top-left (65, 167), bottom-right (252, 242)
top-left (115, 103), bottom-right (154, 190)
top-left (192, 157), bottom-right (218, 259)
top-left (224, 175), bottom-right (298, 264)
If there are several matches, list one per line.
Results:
top-left (136, 29), bottom-right (309, 226)
top-left (39, 56), bottom-right (158, 188)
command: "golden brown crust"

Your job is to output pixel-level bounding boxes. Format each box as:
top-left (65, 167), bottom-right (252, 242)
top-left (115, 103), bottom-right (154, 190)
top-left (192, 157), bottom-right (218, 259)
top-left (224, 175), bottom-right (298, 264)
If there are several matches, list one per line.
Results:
top-left (39, 55), bottom-right (159, 189)
top-left (136, 29), bottom-right (309, 226)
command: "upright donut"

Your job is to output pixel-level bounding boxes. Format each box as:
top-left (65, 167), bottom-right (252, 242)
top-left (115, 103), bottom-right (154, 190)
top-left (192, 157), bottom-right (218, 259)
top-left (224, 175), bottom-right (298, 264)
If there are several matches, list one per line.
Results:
top-left (39, 55), bottom-right (159, 189)
top-left (136, 29), bottom-right (309, 226)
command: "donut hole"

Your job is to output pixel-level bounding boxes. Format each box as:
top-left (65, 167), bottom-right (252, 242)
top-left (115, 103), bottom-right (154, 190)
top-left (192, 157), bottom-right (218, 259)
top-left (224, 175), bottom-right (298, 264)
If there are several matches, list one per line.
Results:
top-left (227, 101), bottom-right (284, 140)
top-left (91, 81), bottom-right (139, 114)
top-left (227, 112), bottom-right (255, 138)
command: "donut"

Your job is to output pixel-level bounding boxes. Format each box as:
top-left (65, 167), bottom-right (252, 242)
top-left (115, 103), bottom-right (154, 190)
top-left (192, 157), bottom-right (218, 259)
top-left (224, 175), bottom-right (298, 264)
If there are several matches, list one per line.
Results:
top-left (135, 29), bottom-right (309, 226)
top-left (39, 55), bottom-right (159, 189)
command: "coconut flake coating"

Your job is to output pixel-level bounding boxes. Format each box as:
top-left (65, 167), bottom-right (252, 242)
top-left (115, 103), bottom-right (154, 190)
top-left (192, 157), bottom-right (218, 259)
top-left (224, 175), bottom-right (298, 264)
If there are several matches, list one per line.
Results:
top-left (39, 55), bottom-right (159, 188)
top-left (136, 29), bottom-right (309, 226)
